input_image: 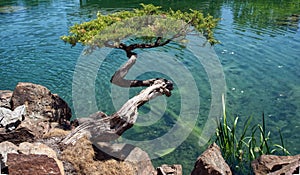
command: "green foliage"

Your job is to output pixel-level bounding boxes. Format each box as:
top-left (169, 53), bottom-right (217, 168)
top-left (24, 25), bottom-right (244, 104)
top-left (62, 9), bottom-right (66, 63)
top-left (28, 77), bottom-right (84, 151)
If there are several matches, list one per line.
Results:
top-left (215, 95), bottom-right (290, 174)
top-left (61, 4), bottom-right (219, 48)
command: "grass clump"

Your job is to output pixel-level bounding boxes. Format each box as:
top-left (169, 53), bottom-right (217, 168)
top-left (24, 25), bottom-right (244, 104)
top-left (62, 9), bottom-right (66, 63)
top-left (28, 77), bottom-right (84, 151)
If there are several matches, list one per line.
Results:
top-left (61, 136), bottom-right (134, 175)
top-left (214, 95), bottom-right (290, 174)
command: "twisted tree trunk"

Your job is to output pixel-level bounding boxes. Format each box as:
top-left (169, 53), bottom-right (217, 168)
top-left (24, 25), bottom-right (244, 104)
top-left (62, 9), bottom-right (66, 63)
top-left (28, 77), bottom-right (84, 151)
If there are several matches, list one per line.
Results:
top-left (62, 55), bottom-right (173, 145)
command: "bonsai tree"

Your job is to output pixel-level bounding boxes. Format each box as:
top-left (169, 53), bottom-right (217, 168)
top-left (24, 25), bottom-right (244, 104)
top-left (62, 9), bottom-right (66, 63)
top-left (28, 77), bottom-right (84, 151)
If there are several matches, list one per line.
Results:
top-left (61, 4), bottom-right (218, 144)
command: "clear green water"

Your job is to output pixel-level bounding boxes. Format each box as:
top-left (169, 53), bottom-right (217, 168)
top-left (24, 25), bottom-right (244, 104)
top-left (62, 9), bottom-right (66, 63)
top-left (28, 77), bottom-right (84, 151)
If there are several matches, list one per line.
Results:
top-left (1, 0), bottom-right (299, 174)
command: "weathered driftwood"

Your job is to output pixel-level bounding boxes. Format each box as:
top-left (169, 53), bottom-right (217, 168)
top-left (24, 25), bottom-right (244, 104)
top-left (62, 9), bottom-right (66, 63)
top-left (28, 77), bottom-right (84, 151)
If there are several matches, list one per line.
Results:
top-left (110, 55), bottom-right (173, 91)
top-left (62, 55), bottom-right (173, 145)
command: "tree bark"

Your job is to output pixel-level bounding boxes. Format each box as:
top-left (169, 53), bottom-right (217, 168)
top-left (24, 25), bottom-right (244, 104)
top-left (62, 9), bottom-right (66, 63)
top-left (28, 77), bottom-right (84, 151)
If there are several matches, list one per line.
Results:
top-left (61, 55), bottom-right (173, 145)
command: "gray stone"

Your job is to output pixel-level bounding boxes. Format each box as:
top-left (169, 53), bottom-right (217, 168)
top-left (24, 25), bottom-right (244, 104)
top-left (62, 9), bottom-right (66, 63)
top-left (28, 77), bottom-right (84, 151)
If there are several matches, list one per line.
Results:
top-left (157, 164), bottom-right (182, 175)
top-left (0, 90), bottom-right (12, 109)
top-left (0, 105), bottom-right (26, 130)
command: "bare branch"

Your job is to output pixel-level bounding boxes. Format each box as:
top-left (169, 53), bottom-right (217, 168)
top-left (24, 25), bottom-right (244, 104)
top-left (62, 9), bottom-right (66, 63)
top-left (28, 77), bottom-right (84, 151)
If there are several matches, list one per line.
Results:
top-left (61, 78), bottom-right (172, 145)
top-left (110, 55), bottom-right (173, 90)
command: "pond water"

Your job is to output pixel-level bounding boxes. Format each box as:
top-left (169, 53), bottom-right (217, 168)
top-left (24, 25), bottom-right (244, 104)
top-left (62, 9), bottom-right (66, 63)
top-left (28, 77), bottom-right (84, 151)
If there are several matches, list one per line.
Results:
top-left (1, 0), bottom-right (299, 173)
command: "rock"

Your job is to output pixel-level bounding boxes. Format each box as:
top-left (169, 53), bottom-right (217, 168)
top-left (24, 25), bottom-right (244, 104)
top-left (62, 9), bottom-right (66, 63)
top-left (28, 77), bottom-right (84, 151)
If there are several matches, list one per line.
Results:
top-left (18, 142), bottom-right (64, 175)
top-left (7, 153), bottom-right (61, 175)
top-left (0, 127), bottom-right (35, 144)
top-left (191, 143), bottom-right (232, 175)
top-left (0, 154), bottom-right (6, 173)
top-left (251, 154), bottom-right (300, 175)
top-left (157, 164), bottom-right (182, 175)
top-left (0, 105), bottom-right (26, 130)
top-left (94, 142), bottom-right (156, 175)
top-left (0, 113), bottom-right (49, 144)
top-left (0, 141), bottom-right (18, 166)
top-left (18, 142), bottom-right (58, 159)
top-left (11, 82), bottom-right (71, 123)
top-left (16, 114), bottom-right (51, 138)
top-left (0, 90), bottom-right (12, 109)
top-left (0, 141), bottom-right (64, 175)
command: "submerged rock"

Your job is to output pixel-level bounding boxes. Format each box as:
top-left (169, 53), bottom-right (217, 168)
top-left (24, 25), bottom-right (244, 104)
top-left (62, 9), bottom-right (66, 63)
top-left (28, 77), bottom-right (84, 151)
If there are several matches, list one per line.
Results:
top-left (0, 6), bottom-right (26, 14)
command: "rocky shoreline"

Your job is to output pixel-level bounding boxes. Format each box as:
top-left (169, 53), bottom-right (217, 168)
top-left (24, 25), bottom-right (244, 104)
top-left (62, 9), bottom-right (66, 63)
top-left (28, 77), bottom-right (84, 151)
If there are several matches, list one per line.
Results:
top-left (0, 82), bottom-right (299, 175)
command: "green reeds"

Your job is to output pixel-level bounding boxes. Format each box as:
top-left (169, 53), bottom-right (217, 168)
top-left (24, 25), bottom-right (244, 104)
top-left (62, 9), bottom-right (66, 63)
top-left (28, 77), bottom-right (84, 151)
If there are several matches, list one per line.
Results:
top-left (214, 94), bottom-right (290, 174)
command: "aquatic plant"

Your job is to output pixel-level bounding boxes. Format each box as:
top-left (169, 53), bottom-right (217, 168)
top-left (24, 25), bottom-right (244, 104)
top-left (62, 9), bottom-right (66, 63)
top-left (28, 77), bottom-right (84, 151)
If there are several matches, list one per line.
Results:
top-left (215, 95), bottom-right (290, 174)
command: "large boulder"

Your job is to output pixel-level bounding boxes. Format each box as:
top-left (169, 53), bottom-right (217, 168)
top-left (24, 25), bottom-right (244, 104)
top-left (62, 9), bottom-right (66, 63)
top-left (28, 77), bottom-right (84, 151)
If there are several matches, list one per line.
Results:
top-left (191, 143), bottom-right (232, 175)
top-left (11, 82), bottom-right (71, 123)
top-left (0, 83), bottom-right (72, 144)
top-left (0, 90), bottom-right (13, 109)
top-left (251, 154), bottom-right (300, 175)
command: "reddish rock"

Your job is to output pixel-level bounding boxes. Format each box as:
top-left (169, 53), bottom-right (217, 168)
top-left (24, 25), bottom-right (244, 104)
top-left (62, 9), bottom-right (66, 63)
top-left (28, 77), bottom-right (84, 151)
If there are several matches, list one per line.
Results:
top-left (191, 143), bottom-right (232, 175)
top-left (251, 154), bottom-right (300, 175)
top-left (0, 90), bottom-right (13, 109)
top-left (11, 82), bottom-right (71, 123)
top-left (157, 164), bottom-right (182, 175)
top-left (7, 153), bottom-right (61, 175)
top-left (18, 142), bottom-right (65, 175)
